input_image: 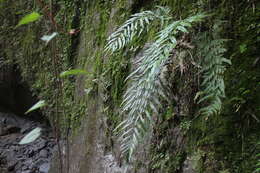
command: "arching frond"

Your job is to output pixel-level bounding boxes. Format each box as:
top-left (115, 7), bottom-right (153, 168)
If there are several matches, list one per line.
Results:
top-left (105, 6), bottom-right (172, 53)
top-left (108, 11), bottom-right (207, 160)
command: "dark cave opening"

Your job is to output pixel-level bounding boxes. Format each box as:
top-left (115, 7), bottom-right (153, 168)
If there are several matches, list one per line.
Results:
top-left (0, 65), bottom-right (46, 123)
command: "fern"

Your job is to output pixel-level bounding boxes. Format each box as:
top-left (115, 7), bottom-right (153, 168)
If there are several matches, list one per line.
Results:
top-left (196, 32), bottom-right (231, 116)
top-left (255, 153), bottom-right (260, 173)
top-left (105, 6), bottom-right (171, 52)
top-left (254, 142), bottom-right (260, 173)
top-left (106, 6), bottom-right (206, 161)
top-left (0, 57), bottom-right (4, 68)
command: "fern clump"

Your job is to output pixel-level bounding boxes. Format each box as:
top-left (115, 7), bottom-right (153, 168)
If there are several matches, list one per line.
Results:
top-left (195, 31), bottom-right (231, 116)
top-left (106, 6), bottom-right (207, 161)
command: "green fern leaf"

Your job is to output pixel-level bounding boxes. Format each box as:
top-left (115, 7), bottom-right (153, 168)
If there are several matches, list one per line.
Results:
top-left (106, 7), bottom-right (207, 161)
top-left (196, 30), bottom-right (231, 116)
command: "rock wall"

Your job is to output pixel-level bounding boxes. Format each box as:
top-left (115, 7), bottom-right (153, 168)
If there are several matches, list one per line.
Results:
top-left (1, 0), bottom-right (259, 173)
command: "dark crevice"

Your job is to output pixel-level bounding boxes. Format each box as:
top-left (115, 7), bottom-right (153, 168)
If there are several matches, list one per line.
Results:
top-left (0, 67), bottom-right (54, 173)
top-left (131, 0), bottom-right (155, 13)
top-left (68, 0), bottom-right (82, 66)
top-left (0, 65), bottom-right (46, 123)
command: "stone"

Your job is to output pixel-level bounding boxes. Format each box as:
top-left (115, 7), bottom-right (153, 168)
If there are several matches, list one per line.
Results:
top-left (7, 160), bottom-right (17, 171)
top-left (0, 126), bottom-right (7, 136)
top-left (21, 170), bottom-right (32, 173)
top-left (0, 111), bottom-right (55, 173)
top-left (6, 125), bottom-right (21, 134)
top-left (6, 150), bottom-right (16, 161)
top-left (21, 123), bottom-right (32, 134)
top-left (34, 140), bottom-right (47, 151)
top-left (21, 165), bottom-right (29, 171)
top-left (39, 149), bottom-right (48, 158)
top-left (28, 149), bottom-right (34, 157)
top-left (39, 163), bottom-right (50, 173)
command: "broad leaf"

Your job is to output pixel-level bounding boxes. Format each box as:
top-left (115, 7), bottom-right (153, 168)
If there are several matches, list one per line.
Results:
top-left (17, 12), bottom-right (41, 27)
top-left (41, 32), bottom-right (58, 44)
top-left (60, 69), bottom-right (88, 77)
top-left (19, 127), bottom-right (42, 145)
top-left (25, 100), bottom-right (46, 114)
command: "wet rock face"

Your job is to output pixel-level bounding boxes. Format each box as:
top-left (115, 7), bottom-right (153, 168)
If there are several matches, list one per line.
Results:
top-left (0, 112), bottom-right (56, 173)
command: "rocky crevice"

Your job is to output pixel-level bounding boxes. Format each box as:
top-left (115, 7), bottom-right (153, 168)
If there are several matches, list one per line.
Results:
top-left (0, 65), bottom-right (56, 173)
top-left (0, 111), bottom-right (56, 173)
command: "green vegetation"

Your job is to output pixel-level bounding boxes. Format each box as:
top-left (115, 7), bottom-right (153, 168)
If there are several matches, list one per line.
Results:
top-left (19, 127), bottom-right (42, 145)
top-left (25, 100), bottom-right (46, 114)
top-left (16, 12), bottom-right (41, 27)
top-left (60, 69), bottom-right (89, 78)
top-left (0, 0), bottom-right (259, 172)
top-left (106, 6), bottom-right (208, 160)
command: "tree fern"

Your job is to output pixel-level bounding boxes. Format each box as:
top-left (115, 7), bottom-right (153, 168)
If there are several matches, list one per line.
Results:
top-left (106, 6), bottom-right (206, 161)
top-left (196, 32), bottom-right (231, 116)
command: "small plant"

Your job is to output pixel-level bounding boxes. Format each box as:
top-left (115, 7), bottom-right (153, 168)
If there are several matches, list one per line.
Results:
top-left (16, 12), bottom-right (41, 28)
top-left (25, 100), bottom-right (46, 114)
top-left (180, 120), bottom-right (192, 131)
top-left (19, 127), bottom-right (42, 145)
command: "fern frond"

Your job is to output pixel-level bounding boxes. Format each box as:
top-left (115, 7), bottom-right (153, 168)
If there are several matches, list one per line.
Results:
top-left (197, 34), bottom-right (231, 116)
top-left (105, 11), bottom-right (155, 52)
top-left (0, 57), bottom-right (4, 68)
top-left (105, 6), bottom-right (172, 53)
top-left (113, 13), bottom-right (207, 161)
top-left (254, 142), bottom-right (260, 173)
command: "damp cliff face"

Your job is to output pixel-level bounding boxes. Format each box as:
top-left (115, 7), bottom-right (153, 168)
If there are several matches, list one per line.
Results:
top-left (50, 1), bottom-right (142, 172)
top-left (1, 0), bottom-right (259, 173)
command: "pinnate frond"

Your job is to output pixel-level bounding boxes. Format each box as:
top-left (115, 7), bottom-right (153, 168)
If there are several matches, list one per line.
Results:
top-left (197, 34), bottom-right (231, 116)
top-left (105, 6), bottom-right (172, 53)
top-left (109, 12), bottom-right (207, 161)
